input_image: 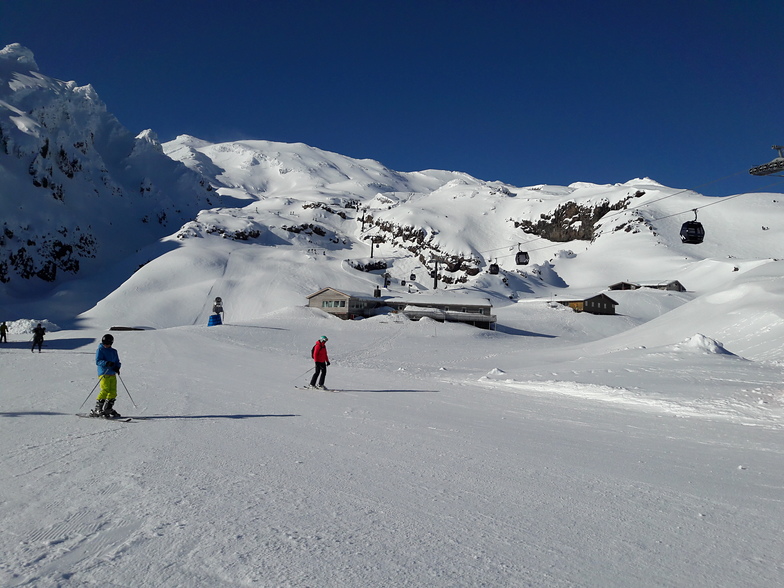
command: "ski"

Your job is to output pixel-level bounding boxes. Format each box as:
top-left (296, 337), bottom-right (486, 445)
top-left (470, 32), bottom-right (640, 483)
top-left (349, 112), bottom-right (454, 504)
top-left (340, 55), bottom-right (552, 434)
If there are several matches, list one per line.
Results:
top-left (76, 413), bottom-right (133, 422)
top-left (294, 386), bottom-right (339, 392)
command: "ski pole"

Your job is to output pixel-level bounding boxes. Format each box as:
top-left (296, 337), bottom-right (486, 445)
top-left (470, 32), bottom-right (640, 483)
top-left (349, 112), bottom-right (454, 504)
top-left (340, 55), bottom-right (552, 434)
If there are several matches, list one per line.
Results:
top-left (117, 374), bottom-right (138, 408)
top-left (79, 379), bottom-right (101, 409)
top-left (293, 366), bottom-right (315, 381)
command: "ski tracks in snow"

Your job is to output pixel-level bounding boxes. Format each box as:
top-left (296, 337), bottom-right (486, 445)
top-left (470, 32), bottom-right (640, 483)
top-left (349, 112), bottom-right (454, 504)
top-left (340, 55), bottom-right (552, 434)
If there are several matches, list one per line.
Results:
top-left (474, 377), bottom-right (784, 429)
top-left (334, 320), bottom-right (407, 369)
top-left (1, 430), bottom-right (152, 586)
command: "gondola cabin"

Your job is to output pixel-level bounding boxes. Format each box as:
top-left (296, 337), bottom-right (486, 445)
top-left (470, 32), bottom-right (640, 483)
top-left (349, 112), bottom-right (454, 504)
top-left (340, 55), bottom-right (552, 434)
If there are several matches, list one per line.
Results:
top-left (680, 220), bottom-right (705, 244)
top-left (515, 251), bottom-right (530, 265)
top-left (489, 263), bottom-right (500, 275)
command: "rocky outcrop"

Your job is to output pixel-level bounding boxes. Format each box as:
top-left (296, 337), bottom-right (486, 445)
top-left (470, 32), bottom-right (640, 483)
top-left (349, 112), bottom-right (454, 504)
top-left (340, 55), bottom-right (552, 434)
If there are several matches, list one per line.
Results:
top-left (366, 217), bottom-right (481, 284)
top-left (513, 191), bottom-right (645, 242)
top-left (0, 225), bottom-right (96, 283)
top-left (0, 44), bottom-right (213, 288)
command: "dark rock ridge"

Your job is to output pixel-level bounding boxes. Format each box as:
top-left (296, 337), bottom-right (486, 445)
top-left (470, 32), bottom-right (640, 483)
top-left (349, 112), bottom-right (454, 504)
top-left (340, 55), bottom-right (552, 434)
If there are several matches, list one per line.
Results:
top-left (0, 44), bottom-right (213, 289)
top-left (513, 191), bottom-right (646, 242)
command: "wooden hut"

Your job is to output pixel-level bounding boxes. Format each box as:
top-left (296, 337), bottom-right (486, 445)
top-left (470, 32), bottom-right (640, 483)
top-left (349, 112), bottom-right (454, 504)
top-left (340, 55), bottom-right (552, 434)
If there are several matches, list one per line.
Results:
top-left (556, 293), bottom-right (618, 315)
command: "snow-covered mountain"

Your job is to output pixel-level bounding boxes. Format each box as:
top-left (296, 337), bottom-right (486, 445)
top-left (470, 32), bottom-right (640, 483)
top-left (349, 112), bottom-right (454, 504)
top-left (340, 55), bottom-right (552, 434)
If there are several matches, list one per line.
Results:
top-left (0, 44), bottom-right (214, 299)
top-left (2, 43), bottom-right (784, 359)
top-left (94, 133), bottom-right (783, 357)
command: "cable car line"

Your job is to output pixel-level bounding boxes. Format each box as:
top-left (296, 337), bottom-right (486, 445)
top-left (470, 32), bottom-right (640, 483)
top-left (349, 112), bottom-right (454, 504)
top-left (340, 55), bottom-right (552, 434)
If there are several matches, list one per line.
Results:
top-left (647, 177), bottom-right (784, 223)
top-left (472, 169), bottom-right (782, 267)
top-left (472, 168), bottom-right (750, 262)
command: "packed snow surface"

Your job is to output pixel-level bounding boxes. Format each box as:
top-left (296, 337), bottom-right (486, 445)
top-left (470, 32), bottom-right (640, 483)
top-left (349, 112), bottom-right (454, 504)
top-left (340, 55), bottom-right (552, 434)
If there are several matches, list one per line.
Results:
top-left (2, 300), bottom-right (784, 587)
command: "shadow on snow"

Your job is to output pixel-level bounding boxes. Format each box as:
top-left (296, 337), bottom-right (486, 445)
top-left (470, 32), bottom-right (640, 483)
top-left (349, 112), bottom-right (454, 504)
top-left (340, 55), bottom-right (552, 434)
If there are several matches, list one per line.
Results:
top-left (128, 414), bottom-right (299, 420)
top-left (494, 325), bottom-right (557, 338)
top-left (0, 412), bottom-right (298, 420)
top-left (0, 338), bottom-right (96, 351)
top-left (333, 389), bottom-right (439, 393)
top-left (0, 411), bottom-right (73, 417)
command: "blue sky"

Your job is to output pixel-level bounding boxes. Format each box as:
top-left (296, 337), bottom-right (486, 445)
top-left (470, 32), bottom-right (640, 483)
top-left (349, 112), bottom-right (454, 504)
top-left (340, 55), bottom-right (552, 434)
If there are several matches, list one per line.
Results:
top-left (3, 0), bottom-right (783, 196)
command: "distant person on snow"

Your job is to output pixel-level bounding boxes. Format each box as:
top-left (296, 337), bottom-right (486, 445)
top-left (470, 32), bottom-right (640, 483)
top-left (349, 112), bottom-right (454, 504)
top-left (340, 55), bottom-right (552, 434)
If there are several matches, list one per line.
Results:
top-left (0, 321), bottom-right (8, 343)
top-left (31, 323), bottom-right (45, 353)
top-left (308, 335), bottom-right (330, 389)
top-left (91, 334), bottom-right (123, 418)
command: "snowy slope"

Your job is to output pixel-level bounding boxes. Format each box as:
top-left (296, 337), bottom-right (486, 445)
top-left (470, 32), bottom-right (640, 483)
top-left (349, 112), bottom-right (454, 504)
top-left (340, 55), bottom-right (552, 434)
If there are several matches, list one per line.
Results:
top-left (2, 308), bottom-right (783, 587)
top-left (0, 44), bottom-right (214, 303)
top-left (86, 134), bottom-right (784, 364)
top-left (3, 42), bottom-right (784, 344)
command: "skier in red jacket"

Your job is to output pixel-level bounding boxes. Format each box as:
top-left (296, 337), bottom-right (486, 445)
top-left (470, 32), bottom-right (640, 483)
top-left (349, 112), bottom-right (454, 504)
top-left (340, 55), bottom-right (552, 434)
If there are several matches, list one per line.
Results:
top-left (308, 335), bottom-right (330, 389)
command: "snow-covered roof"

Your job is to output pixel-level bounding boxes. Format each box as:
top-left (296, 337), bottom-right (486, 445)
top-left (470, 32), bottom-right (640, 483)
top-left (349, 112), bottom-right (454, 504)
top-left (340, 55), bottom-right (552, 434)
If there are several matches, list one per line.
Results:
top-left (386, 294), bottom-right (492, 308)
top-left (554, 293), bottom-right (618, 305)
top-left (306, 287), bottom-right (384, 301)
top-left (307, 288), bottom-right (492, 307)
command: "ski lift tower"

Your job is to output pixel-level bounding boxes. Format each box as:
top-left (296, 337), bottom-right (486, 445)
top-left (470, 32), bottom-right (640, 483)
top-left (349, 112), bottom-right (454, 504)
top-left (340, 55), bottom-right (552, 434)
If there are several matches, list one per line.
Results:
top-left (428, 258), bottom-right (443, 289)
top-left (369, 236), bottom-right (383, 258)
top-left (749, 145), bottom-right (784, 176)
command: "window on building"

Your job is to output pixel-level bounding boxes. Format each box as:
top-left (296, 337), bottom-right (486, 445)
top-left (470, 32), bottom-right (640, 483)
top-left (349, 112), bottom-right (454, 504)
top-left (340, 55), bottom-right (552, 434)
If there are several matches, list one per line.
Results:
top-left (323, 300), bottom-right (347, 308)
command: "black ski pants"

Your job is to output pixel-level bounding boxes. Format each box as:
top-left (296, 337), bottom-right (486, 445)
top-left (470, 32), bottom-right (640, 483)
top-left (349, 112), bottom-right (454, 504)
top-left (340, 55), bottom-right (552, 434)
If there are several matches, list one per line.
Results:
top-left (310, 362), bottom-right (327, 387)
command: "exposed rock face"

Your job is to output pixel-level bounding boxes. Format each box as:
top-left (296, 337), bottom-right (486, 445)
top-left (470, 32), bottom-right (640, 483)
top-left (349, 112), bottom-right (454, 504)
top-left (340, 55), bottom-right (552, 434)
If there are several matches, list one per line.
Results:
top-left (0, 44), bottom-right (213, 289)
top-left (364, 217), bottom-right (481, 284)
top-left (513, 191), bottom-right (646, 242)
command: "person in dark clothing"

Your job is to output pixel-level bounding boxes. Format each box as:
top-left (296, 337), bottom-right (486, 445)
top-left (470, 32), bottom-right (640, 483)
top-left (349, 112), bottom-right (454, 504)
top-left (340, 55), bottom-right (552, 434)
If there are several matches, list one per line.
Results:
top-left (31, 323), bottom-right (45, 353)
top-left (308, 335), bottom-right (330, 389)
top-left (0, 321), bottom-right (8, 343)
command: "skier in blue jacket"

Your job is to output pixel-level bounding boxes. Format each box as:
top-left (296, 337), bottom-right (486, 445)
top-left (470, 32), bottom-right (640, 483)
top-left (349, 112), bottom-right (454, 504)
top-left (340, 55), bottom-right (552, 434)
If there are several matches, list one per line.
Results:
top-left (91, 334), bottom-right (123, 418)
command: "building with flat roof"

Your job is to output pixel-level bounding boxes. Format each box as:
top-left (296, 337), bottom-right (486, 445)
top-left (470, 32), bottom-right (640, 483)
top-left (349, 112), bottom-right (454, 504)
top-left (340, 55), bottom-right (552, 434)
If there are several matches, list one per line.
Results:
top-left (306, 287), bottom-right (497, 329)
